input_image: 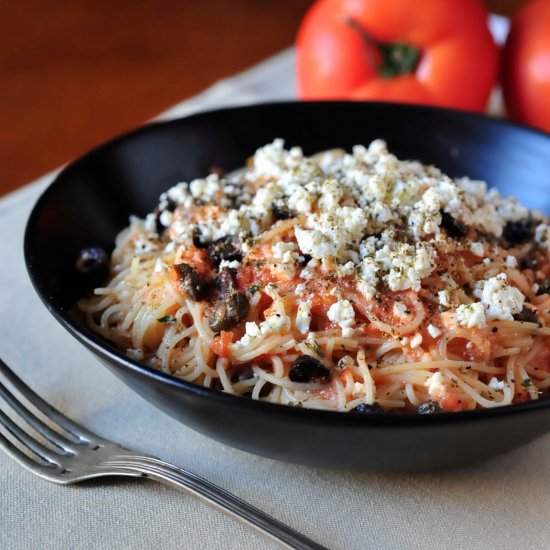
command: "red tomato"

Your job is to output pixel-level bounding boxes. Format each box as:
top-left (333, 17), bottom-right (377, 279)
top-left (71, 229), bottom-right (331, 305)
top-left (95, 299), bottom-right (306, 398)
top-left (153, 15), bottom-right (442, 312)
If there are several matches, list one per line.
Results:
top-left (502, 0), bottom-right (550, 133)
top-left (211, 330), bottom-right (234, 358)
top-left (296, 0), bottom-right (499, 112)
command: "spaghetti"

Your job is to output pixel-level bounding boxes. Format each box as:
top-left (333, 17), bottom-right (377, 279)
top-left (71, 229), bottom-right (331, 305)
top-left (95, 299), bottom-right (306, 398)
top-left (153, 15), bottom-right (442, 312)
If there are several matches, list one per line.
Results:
top-left (79, 139), bottom-right (550, 413)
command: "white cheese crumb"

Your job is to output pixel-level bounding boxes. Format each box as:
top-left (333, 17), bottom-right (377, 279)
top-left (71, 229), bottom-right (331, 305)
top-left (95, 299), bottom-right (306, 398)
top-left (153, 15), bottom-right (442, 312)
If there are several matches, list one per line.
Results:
top-left (166, 183), bottom-right (192, 206)
top-left (327, 300), bottom-right (355, 337)
top-left (234, 321), bottom-right (262, 348)
top-left (143, 213), bottom-right (158, 234)
top-left (245, 321), bottom-right (260, 337)
top-left (425, 372), bottom-right (447, 398)
top-left (473, 273), bottom-right (525, 321)
top-left (488, 377), bottom-right (505, 390)
top-left (438, 290), bottom-right (454, 308)
top-left (294, 284), bottom-right (306, 295)
top-left (338, 261), bottom-right (356, 277)
top-left (535, 224), bottom-right (550, 249)
top-left (470, 242), bottom-right (485, 257)
top-left (393, 301), bottom-right (408, 318)
top-left (504, 255), bottom-right (518, 268)
top-left (134, 235), bottom-right (158, 254)
top-left (189, 174), bottom-right (221, 202)
top-left (154, 258), bottom-right (167, 272)
top-left (260, 313), bottom-right (292, 335)
top-left (410, 333), bottom-right (423, 348)
top-left (126, 348), bottom-right (144, 360)
top-left (427, 324), bottom-right (441, 338)
top-left (454, 302), bottom-right (487, 328)
top-left (296, 301), bottom-right (312, 334)
top-left (272, 241), bottom-right (300, 264)
top-left (159, 210), bottom-right (173, 227)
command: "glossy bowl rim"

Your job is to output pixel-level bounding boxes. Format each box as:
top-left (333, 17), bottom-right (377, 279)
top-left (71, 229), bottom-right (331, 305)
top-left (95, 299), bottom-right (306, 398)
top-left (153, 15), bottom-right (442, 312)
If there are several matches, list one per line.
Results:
top-left (24, 100), bottom-right (550, 427)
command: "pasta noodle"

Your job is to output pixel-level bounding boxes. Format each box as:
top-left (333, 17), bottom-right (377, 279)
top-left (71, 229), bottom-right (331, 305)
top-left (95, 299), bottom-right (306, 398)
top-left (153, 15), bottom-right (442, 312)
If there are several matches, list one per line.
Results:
top-left (79, 139), bottom-right (550, 413)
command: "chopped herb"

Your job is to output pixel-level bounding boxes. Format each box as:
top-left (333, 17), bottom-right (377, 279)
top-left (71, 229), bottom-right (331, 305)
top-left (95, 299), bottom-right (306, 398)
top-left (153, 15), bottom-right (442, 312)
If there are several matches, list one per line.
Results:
top-left (521, 378), bottom-right (532, 388)
top-left (305, 339), bottom-right (324, 358)
top-left (439, 304), bottom-right (450, 312)
top-left (157, 315), bottom-right (176, 324)
top-left (247, 283), bottom-right (263, 294)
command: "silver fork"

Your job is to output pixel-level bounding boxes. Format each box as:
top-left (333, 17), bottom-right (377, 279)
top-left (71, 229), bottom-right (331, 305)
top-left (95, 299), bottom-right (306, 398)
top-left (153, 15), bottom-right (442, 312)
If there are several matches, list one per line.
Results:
top-left (0, 359), bottom-right (327, 550)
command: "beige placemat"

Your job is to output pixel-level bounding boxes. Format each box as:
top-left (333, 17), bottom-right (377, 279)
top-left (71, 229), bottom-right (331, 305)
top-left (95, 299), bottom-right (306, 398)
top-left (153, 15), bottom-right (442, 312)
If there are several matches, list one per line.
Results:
top-left (3, 15), bottom-right (550, 550)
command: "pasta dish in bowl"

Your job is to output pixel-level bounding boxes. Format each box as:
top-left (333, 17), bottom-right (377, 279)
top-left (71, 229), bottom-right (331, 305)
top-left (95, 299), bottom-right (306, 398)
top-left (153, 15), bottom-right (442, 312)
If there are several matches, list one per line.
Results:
top-left (24, 101), bottom-right (550, 470)
top-left (78, 139), bottom-right (550, 414)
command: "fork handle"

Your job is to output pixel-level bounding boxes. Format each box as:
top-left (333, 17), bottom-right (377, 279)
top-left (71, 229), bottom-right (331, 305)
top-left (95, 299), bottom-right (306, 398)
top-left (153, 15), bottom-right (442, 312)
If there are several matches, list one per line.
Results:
top-left (104, 455), bottom-right (327, 550)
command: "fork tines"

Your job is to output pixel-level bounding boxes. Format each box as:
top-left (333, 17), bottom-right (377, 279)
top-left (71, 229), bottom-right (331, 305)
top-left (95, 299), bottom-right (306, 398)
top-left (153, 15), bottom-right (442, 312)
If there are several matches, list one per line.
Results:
top-left (0, 358), bottom-right (84, 470)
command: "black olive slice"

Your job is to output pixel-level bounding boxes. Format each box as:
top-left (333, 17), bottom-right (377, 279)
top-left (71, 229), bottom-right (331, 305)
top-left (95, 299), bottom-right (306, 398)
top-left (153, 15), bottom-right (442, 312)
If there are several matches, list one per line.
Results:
top-left (440, 211), bottom-right (467, 239)
top-left (352, 403), bottom-right (384, 414)
top-left (172, 263), bottom-right (209, 301)
top-left (288, 355), bottom-right (330, 383)
top-left (503, 218), bottom-right (536, 245)
top-left (76, 247), bottom-right (109, 274)
top-left (418, 400), bottom-right (442, 414)
top-left (209, 292), bottom-right (249, 332)
top-left (514, 307), bottom-right (539, 324)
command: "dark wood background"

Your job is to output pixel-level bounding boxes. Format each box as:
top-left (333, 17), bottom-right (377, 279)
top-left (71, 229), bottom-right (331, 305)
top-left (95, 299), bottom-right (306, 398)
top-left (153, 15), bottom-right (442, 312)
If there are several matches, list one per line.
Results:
top-left (1, 0), bottom-right (525, 196)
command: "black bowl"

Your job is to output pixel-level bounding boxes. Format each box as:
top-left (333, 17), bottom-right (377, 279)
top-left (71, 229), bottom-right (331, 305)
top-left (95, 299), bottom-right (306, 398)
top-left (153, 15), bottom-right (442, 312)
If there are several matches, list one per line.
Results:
top-left (24, 101), bottom-right (550, 471)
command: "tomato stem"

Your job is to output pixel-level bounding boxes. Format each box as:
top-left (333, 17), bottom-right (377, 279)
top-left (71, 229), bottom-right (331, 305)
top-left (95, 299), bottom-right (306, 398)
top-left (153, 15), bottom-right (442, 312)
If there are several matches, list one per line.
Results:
top-left (344, 16), bottom-right (420, 79)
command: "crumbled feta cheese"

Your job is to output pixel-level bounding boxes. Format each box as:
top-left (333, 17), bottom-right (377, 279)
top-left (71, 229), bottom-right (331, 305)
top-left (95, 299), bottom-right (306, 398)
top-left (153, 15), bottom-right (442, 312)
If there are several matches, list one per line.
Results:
top-left (219, 259), bottom-right (241, 269)
top-left (470, 242), bottom-right (485, 257)
top-left (235, 321), bottom-right (262, 347)
top-left (272, 241), bottom-right (299, 263)
top-left (393, 301), bottom-right (408, 318)
top-left (295, 206), bottom-right (369, 262)
top-left (245, 321), bottom-right (260, 337)
top-left (535, 224), bottom-right (550, 250)
top-left (327, 300), bottom-right (355, 337)
top-left (126, 348), bottom-right (144, 360)
top-left (159, 210), bottom-right (173, 227)
top-left (352, 382), bottom-right (365, 397)
top-left (338, 261), bottom-right (356, 277)
top-left (488, 377), bottom-right (505, 390)
top-left (134, 235), bottom-right (158, 254)
top-left (438, 290), bottom-right (453, 308)
top-left (427, 324), bottom-right (441, 338)
top-left (410, 333), bottom-right (423, 348)
top-left (189, 174), bottom-right (221, 202)
top-left (504, 255), bottom-right (518, 268)
top-left (143, 213), bottom-right (158, 234)
top-left (294, 284), bottom-right (306, 296)
top-left (425, 371), bottom-right (447, 398)
top-left (260, 313), bottom-right (292, 335)
top-left (454, 302), bottom-right (487, 328)
top-left (149, 139), bottom-right (544, 309)
top-left (296, 301), bottom-right (312, 334)
top-left (495, 197), bottom-right (529, 223)
top-left (473, 274), bottom-right (525, 321)
top-left (376, 242), bottom-right (435, 292)
top-left (154, 258), bottom-right (167, 272)
top-left (166, 182), bottom-right (192, 206)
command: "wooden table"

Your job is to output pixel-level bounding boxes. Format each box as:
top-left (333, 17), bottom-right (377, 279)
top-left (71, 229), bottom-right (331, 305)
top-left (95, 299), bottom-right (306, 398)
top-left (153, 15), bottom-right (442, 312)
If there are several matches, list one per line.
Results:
top-left (1, 0), bottom-right (525, 195)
